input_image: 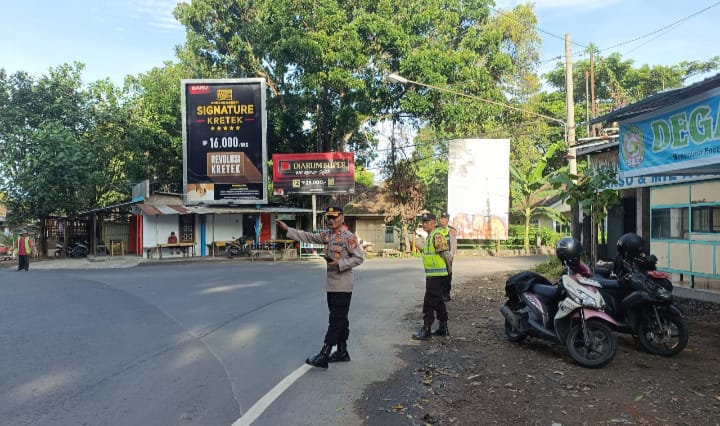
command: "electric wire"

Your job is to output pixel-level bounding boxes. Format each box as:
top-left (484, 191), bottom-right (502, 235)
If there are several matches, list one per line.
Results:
top-left (599, 1), bottom-right (720, 52)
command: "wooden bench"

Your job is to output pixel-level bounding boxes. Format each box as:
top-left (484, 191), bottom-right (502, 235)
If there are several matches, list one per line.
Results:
top-left (208, 241), bottom-right (227, 256)
top-left (156, 242), bottom-right (196, 259)
top-left (144, 246), bottom-right (158, 258)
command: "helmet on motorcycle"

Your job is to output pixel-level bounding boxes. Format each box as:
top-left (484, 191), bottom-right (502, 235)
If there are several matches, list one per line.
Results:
top-left (555, 237), bottom-right (582, 265)
top-left (617, 233), bottom-right (644, 259)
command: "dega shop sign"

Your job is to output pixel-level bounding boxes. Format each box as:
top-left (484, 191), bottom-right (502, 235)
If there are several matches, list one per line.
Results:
top-left (272, 152), bottom-right (355, 195)
top-left (181, 79), bottom-right (268, 205)
top-left (619, 89), bottom-right (720, 178)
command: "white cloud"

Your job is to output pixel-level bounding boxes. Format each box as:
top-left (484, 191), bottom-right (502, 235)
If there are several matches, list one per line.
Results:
top-left (129, 0), bottom-right (182, 31)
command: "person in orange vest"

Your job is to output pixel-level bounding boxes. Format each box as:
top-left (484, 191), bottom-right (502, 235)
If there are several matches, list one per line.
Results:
top-left (14, 229), bottom-right (36, 271)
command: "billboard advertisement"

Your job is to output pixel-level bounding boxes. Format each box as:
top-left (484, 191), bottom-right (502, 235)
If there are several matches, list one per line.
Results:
top-left (448, 139), bottom-right (510, 240)
top-left (272, 152), bottom-right (355, 195)
top-left (618, 87), bottom-right (720, 178)
top-left (181, 79), bottom-right (268, 205)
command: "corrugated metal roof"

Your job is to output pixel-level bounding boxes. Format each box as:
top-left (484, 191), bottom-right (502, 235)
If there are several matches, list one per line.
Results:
top-left (134, 203), bottom-right (312, 215)
top-left (589, 73), bottom-right (720, 124)
top-left (136, 203), bottom-right (191, 215)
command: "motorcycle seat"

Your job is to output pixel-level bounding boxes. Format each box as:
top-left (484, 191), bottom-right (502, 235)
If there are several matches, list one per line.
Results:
top-left (532, 283), bottom-right (561, 300)
top-left (592, 275), bottom-right (621, 289)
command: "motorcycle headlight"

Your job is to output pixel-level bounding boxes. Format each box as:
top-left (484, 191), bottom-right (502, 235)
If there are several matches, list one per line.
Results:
top-left (566, 285), bottom-right (600, 307)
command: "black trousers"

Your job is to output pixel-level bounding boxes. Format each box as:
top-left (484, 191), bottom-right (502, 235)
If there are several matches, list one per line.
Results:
top-left (444, 272), bottom-right (453, 295)
top-left (324, 292), bottom-right (352, 346)
top-left (423, 276), bottom-right (449, 326)
top-left (18, 255), bottom-right (30, 271)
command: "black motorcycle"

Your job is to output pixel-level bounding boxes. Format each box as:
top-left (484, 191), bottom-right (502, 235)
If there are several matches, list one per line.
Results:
top-left (56, 240), bottom-right (89, 258)
top-left (594, 234), bottom-right (688, 357)
top-left (226, 236), bottom-right (251, 258)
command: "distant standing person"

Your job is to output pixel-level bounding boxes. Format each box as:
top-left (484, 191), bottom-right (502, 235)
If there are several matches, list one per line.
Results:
top-left (168, 231), bottom-right (179, 255)
top-left (437, 212), bottom-right (458, 301)
top-left (276, 207), bottom-right (365, 369)
top-left (412, 213), bottom-right (452, 340)
top-left (15, 230), bottom-right (36, 272)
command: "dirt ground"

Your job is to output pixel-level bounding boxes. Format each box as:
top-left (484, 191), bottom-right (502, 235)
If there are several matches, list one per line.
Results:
top-left (357, 272), bottom-right (720, 426)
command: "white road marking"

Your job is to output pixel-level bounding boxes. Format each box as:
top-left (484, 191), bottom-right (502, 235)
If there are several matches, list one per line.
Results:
top-left (232, 363), bottom-right (313, 426)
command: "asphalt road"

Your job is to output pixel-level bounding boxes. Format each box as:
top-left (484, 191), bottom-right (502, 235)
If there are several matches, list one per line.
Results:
top-left (0, 256), bottom-right (546, 425)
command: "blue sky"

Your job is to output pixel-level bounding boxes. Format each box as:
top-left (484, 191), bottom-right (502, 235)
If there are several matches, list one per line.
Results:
top-left (1, 0), bottom-right (719, 86)
top-left (0, 0), bottom-right (184, 85)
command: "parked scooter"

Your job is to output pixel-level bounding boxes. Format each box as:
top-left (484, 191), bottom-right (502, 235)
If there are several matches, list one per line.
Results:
top-left (501, 237), bottom-right (618, 368)
top-left (55, 240), bottom-right (89, 258)
top-left (594, 233), bottom-right (688, 357)
top-left (226, 236), bottom-right (251, 258)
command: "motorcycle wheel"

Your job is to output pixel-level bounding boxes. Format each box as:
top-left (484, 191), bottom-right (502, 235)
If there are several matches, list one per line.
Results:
top-left (565, 319), bottom-right (616, 368)
top-left (638, 310), bottom-right (688, 357)
top-left (504, 318), bottom-right (527, 343)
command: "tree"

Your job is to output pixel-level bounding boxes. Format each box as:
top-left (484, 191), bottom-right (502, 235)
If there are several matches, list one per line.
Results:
top-left (173, 1), bottom-right (542, 156)
top-left (0, 65), bottom-right (99, 253)
top-left (413, 128), bottom-right (449, 216)
top-left (383, 156), bottom-right (426, 253)
top-left (354, 166), bottom-right (375, 187)
top-left (124, 62), bottom-right (191, 191)
top-left (544, 50), bottom-right (720, 117)
top-left (551, 163), bottom-right (619, 266)
top-left (509, 142), bottom-right (566, 252)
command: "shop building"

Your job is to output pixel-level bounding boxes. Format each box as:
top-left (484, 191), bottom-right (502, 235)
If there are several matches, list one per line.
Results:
top-left (589, 74), bottom-right (720, 292)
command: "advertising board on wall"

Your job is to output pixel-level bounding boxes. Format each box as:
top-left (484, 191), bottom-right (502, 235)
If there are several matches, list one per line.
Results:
top-left (272, 152), bottom-right (355, 195)
top-left (448, 139), bottom-right (510, 240)
top-left (181, 79), bottom-right (268, 205)
top-left (619, 87), bottom-right (720, 178)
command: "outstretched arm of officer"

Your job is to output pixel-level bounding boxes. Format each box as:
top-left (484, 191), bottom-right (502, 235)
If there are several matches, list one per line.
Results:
top-left (276, 220), bottom-right (325, 244)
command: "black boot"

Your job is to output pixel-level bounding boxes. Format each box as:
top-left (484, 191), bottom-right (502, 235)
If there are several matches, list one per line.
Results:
top-left (432, 321), bottom-right (449, 337)
top-left (328, 342), bottom-right (351, 363)
top-left (412, 326), bottom-right (432, 341)
top-left (306, 344), bottom-right (332, 369)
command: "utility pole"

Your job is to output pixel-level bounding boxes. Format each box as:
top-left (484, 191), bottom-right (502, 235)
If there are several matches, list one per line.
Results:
top-left (565, 33), bottom-right (580, 240)
top-left (585, 70), bottom-right (590, 137)
top-left (590, 50), bottom-right (597, 119)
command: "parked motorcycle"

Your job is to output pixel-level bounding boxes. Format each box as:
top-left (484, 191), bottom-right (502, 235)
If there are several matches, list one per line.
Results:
top-left (56, 240), bottom-right (89, 258)
top-left (594, 233), bottom-right (688, 357)
top-left (226, 236), bottom-right (251, 258)
top-left (501, 237), bottom-right (618, 368)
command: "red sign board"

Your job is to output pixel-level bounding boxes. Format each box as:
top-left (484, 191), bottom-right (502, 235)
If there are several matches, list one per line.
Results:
top-left (272, 152), bottom-right (355, 195)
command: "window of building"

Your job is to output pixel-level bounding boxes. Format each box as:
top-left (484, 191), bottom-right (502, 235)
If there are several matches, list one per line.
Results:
top-left (385, 226), bottom-right (395, 243)
top-left (651, 207), bottom-right (689, 239)
top-left (691, 206), bottom-right (720, 233)
top-left (554, 222), bottom-right (569, 234)
top-left (179, 215), bottom-right (195, 242)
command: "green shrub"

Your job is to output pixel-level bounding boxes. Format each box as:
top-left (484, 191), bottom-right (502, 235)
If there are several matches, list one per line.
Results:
top-left (506, 225), bottom-right (565, 249)
top-left (537, 226), bottom-right (564, 248)
top-left (0, 233), bottom-right (13, 247)
top-left (534, 255), bottom-right (563, 280)
top-left (506, 225), bottom-right (527, 247)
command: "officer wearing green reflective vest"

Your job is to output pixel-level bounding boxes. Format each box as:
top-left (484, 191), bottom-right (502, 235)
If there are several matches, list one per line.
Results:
top-left (412, 213), bottom-right (453, 340)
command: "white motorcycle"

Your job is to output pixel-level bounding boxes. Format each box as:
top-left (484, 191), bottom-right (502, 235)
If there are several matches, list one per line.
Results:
top-left (502, 237), bottom-right (618, 368)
